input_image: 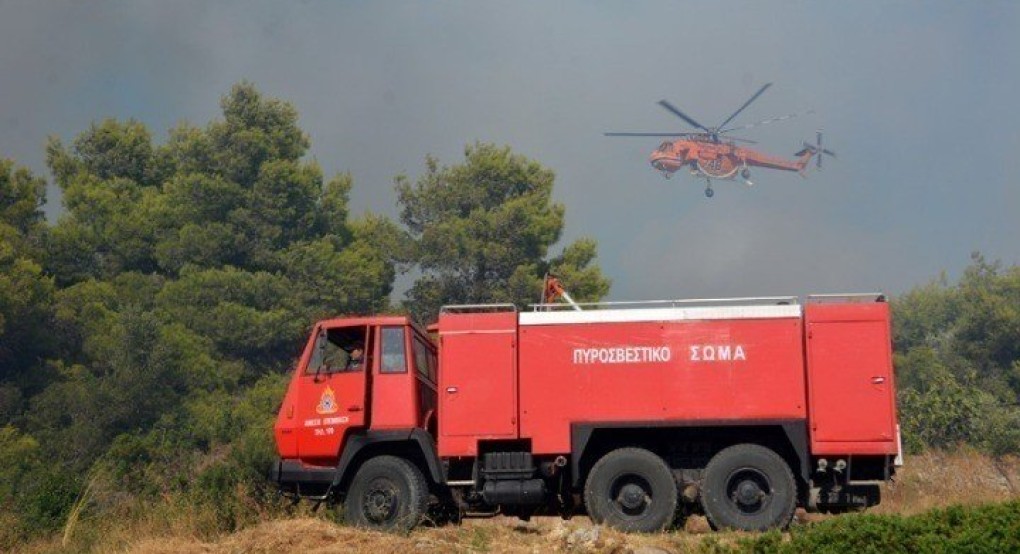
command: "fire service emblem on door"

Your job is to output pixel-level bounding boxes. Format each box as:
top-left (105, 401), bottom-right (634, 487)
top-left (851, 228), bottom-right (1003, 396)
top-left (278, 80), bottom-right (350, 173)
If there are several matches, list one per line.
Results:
top-left (316, 386), bottom-right (338, 415)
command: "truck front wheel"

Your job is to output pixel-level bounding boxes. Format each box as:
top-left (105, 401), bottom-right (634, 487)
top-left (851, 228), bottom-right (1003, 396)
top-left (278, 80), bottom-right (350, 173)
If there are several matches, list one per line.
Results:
top-left (700, 444), bottom-right (796, 532)
top-left (583, 447), bottom-right (678, 532)
top-left (344, 455), bottom-right (429, 532)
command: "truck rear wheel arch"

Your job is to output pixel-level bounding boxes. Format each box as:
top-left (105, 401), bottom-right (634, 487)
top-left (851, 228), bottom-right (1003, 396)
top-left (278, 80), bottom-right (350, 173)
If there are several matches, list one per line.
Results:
top-left (333, 429), bottom-right (445, 497)
top-left (570, 420), bottom-right (809, 492)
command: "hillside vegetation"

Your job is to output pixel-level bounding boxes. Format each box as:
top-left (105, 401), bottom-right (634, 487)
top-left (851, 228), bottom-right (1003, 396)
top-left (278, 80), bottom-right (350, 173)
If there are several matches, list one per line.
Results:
top-left (15, 450), bottom-right (1017, 553)
top-left (2, 83), bottom-right (1020, 552)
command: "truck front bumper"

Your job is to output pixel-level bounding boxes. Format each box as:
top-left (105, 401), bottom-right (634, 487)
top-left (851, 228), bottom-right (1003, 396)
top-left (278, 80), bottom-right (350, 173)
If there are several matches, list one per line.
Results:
top-left (269, 458), bottom-right (337, 492)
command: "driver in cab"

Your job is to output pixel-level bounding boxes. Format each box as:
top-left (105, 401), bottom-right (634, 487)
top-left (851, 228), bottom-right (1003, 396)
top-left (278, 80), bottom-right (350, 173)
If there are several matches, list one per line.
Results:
top-left (322, 342), bottom-right (365, 372)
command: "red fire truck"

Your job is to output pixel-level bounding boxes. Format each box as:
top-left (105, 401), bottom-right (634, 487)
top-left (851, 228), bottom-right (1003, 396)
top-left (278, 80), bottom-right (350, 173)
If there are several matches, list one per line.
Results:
top-left (272, 293), bottom-right (901, 532)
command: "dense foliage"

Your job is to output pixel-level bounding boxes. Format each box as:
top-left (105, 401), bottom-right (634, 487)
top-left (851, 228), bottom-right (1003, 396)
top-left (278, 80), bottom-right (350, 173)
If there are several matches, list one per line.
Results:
top-left (893, 254), bottom-right (1020, 455)
top-left (713, 500), bottom-right (1020, 554)
top-left (0, 83), bottom-right (610, 547)
top-left (396, 143), bottom-right (610, 321)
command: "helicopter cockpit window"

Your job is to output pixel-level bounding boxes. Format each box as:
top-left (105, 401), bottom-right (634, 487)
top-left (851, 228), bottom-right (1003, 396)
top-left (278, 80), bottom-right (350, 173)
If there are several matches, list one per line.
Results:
top-left (307, 326), bottom-right (369, 374)
top-left (658, 142), bottom-right (671, 152)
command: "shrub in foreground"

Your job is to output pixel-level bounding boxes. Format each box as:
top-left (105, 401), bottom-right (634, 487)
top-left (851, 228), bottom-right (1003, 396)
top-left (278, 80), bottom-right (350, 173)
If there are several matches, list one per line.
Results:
top-left (728, 500), bottom-right (1020, 554)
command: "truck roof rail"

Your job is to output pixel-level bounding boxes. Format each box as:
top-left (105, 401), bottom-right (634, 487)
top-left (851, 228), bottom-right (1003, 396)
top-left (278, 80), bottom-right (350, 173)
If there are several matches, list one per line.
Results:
top-left (806, 293), bottom-right (886, 303)
top-left (440, 303), bottom-right (518, 314)
top-left (528, 296), bottom-right (799, 312)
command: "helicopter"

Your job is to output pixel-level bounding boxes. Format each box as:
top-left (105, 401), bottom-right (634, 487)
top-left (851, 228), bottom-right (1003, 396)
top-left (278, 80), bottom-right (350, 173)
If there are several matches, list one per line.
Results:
top-left (606, 83), bottom-right (835, 198)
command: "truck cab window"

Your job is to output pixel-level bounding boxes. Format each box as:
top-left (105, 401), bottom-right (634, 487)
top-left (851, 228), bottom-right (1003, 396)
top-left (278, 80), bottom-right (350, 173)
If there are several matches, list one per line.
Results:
top-left (306, 326), bottom-right (368, 374)
top-left (380, 326), bottom-right (407, 373)
top-left (412, 337), bottom-right (436, 382)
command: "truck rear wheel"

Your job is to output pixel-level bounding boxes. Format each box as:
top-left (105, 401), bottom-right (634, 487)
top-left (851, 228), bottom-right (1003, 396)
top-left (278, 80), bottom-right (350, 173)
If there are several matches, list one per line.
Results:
top-left (700, 444), bottom-right (796, 532)
top-left (344, 455), bottom-right (429, 532)
top-left (583, 447), bottom-right (678, 532)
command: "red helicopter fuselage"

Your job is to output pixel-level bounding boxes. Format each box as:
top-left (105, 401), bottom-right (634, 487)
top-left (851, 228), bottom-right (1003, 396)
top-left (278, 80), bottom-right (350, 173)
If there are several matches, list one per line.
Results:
top-left (605, 84), bottom-right (833, 196)
top-left (649, 137), bottom-right (814, 180)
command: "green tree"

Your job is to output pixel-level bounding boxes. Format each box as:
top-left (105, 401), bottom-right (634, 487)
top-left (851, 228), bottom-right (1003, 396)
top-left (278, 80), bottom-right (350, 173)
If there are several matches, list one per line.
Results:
top-left (0, 161), bottom-right (54, 416)
top-left (891, 274), bottom-right (958, 354)
top-left (893, 253), bottom-right (1020, 454)
top-left (951, 254), bottom-right (1020, 394)
top-left (0, 159), bottom-right (47, 238)
top-left (397, 143), bottom-right (610, 320)
top-left (4, 82), bottom-right (404, 541)
top-left (45, 119), bottom-right (163, 282)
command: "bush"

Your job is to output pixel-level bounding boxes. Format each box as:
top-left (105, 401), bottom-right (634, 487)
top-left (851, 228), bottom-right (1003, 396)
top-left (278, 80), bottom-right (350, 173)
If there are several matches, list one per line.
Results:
top-left (723, 501), bottom-right (1020, 554)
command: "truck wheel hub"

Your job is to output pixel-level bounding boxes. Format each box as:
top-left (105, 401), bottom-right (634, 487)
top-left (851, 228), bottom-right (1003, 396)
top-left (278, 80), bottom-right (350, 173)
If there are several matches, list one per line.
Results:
top-left (735, 481), bottom-right (763, 505)
top-left (726, 467), bottom-right (771, 512)
top-left (617, 483), bottom-right (648, 511)
top-left (364, 484), bottom-right (398, 521)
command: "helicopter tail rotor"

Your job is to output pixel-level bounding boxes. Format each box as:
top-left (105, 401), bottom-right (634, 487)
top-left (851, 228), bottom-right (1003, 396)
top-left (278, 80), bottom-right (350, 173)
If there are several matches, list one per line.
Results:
top-left (796, 131), bottom-right (836, 169)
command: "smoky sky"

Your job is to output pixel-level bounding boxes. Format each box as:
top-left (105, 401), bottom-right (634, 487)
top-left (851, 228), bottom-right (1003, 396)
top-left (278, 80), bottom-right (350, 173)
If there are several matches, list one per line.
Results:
top-left (2, 1), bottom-right (1019, 301)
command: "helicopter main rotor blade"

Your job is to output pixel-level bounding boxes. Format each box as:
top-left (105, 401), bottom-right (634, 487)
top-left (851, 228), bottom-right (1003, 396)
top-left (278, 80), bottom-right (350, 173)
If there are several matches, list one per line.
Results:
top-left (716, 82), bottom-right (772, 131)
top-left (720, 110), bottom-right (814, 134)
top-left (604, 132), bottom-right (697, 137)
top-left (657, 100), bottom-right (711, 132)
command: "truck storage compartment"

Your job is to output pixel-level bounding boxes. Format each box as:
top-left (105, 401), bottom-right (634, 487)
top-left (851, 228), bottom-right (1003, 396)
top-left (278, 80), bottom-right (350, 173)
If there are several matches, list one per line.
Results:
top-left (805, 301), bottom-right (898, 455)
top-left (437, 309), bottom-right (519, 456)
top-left (516, 303), bottom-right (807, 454)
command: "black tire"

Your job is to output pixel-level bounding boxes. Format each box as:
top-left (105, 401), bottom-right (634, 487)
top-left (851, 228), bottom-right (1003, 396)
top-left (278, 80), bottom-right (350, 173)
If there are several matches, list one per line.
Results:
top-left (705, 188), bottom-right (715, 198)
top-left (344, 455), bottom-right (429, 532)
top-left (583, 448), bottom-right (678, 533)
top-left (700, 444), bottom-right (796, 532)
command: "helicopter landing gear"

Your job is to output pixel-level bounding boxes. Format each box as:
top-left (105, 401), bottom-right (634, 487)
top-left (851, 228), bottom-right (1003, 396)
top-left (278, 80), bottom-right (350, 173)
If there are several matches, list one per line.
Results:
top-left (663, 171), bottom-right (671, 180)
top-left (705, 188), bottom-right (714, 198)
top-left (740, 167), bottom-right (753, 186)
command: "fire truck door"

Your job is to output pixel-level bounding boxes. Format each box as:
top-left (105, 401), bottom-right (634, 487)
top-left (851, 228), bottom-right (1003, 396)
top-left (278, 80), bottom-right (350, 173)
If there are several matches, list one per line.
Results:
top-left (295, 326), bottom-right (370, 460)
top-left (440, 330), bottom-right (517, 438)
top-left (808, 320), bottom-right (896, 443)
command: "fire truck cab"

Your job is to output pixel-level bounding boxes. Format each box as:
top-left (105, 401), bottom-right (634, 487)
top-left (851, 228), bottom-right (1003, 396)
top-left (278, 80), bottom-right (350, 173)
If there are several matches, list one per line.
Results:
top-left (272, 295), bottom-right (900, 533)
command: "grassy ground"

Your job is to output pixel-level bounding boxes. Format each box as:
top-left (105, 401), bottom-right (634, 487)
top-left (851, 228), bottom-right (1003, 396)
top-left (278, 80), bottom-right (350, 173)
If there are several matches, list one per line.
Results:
top-left (16, 449), bottom-right (1020, 554)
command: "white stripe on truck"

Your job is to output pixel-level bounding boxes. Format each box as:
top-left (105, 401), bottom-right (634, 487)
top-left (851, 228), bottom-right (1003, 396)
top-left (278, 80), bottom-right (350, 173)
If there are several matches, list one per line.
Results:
top-left (518, 304), bottom-right (802, 326)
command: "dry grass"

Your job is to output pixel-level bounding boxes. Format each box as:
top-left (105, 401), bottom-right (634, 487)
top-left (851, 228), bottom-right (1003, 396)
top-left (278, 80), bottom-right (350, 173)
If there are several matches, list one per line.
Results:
top-left (122, 516), bottom-right (724, 554)
top-left (18, 450), bottom-right (1020, 554)
top-left (876, 449), bottom-right (1020, 515)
